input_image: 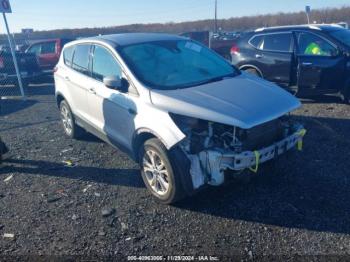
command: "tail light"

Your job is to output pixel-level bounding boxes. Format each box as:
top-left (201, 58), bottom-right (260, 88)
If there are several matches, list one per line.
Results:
top-left (230, 44), bottom-right (240, 55)
top-left (0, 57), bottom-right (4, 69)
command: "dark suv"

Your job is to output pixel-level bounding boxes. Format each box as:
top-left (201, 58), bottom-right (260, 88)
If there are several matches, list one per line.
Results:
top-left (231, 24), bottom-right (350, 102)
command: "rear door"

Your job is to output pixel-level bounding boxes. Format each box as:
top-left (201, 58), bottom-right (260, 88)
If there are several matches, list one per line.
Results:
top-left (295, 31), bottom-right (345, 92)
top-left (39, 41), bottom-right (59, 71)
top-left (250, 32), bottom-right (294, 86)
top-left (66, 44), bottom-right (92, 121)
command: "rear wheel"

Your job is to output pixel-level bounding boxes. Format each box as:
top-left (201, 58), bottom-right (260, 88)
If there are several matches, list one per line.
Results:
top-left (59, 100), bottom-right (84, 139)
top-left (139, 138), bottom-right (186, 204)
top-left (340, 86), bottom-right (350, 104)
top-left (244, 68), bottom-right (261, 77)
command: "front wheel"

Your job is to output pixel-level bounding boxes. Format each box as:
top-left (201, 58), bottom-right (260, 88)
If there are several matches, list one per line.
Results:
top-left (139, 138), bottom-right (186, 204)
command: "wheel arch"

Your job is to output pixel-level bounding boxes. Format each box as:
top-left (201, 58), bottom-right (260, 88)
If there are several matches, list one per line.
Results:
top-left (239, 64), bottom-right (264, 78)
top-left (55, 92), bottom-right (66, 108)
top-left (132, 129), bottom-right (168, 162)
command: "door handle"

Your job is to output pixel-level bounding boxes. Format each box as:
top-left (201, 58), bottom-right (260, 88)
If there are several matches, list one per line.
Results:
top-left (302, 62), bottom-right (313, 66)
top-left (64, 76), bottom-right (70, 82)
top-left (88, 88), bottom-right (96, 94)
top-left (255, 54), bottom-right (263, 58)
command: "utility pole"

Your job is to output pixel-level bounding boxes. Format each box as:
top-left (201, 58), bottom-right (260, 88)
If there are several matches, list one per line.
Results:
top-left (214, 0), bottom-right (218, 33)
top-left (305, 6), bottom-right (311, 24)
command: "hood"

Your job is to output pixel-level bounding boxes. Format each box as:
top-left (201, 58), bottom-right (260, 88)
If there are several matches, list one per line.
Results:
top-left (150, 72), bottom-right (301, 129)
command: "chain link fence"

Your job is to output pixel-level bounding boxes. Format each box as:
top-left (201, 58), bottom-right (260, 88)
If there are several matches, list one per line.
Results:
top-left (0, 50), bottom-right (23, 97)
top-left (0, 33), bottom-right (29, 98)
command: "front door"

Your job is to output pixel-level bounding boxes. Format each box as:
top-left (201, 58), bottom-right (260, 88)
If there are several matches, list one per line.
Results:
top-left (87, 44), bottom-right (136, 150)
top-left (295, 31), bottom-right (346, 93)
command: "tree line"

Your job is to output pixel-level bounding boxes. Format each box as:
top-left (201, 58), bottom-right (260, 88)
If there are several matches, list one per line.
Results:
top-left (2, 6), bottom-right (350, 43)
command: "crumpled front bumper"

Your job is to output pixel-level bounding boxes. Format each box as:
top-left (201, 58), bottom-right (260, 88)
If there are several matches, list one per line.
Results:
top-left (231, 127), bottom-right (306, 171)
top-left (200, 127), bottom-right (307, 183)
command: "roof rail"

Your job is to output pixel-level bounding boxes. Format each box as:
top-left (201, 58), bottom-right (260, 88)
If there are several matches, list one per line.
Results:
top-left (254, 27), bottom-right (265, 32)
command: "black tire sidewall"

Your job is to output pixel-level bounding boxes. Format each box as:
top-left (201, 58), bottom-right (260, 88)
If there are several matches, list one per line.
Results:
top-left (343, 87), bottom-right (350, 104)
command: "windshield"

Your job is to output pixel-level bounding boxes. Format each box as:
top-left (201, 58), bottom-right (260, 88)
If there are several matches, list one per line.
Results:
top-left (118, 40), bottom-right (239, 90)
top-left (329, 29), bottom-right (350, 47)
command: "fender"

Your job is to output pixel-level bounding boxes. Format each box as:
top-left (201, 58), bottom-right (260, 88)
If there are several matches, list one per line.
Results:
top-left (55, 91), bottom-right (66, 108)
top-left (132, 128), bottom-right (176, 153)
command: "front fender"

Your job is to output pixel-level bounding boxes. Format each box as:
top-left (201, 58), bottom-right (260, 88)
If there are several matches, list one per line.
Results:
top-left (133, 102), bottom-right (186, 150)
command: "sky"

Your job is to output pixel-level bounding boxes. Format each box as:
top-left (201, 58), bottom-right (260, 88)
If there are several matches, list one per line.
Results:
top-left (2, 0), bottom-right (350, 33)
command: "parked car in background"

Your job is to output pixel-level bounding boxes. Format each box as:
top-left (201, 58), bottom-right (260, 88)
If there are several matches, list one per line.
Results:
top-left (0, 50), bottom-right (42, 88)
top-left (231, 24), bottom-right (350, 103)
top-left (55, 33), bottom-right (306, 204)
top-left (26, 38), bottom-right (73, 73)
top-left (181, 31), bottom-right (238, 60)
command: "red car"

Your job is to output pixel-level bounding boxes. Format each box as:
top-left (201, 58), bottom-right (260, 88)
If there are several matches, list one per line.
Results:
top-left (25, 38), bottom-right (73, 73)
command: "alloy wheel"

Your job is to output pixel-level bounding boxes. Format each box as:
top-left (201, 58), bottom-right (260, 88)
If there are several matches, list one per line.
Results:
top-left (61, 105), bottom-right (73, 136)
top-left (142, 149), bottom-right (170, 196)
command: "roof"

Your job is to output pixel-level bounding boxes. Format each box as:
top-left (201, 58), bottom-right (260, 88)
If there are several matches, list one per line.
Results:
top-left (254, 24), bottom-right (345, 33)
top-left (87, 33), bottom-right (185, 47)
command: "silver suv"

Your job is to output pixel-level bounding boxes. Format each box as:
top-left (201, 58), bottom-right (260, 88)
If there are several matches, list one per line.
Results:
top-left (54, 33), bottom-right (306, 204)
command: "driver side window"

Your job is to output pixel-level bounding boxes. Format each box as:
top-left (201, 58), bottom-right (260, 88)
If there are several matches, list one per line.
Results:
top-left (297, 32), bottom-right (338, 57)
top-left (92, 45), bottom-right (122, 82)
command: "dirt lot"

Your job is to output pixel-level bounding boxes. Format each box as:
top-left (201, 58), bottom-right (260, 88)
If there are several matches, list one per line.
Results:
top-left (0, 84), bottom-right (350, 260)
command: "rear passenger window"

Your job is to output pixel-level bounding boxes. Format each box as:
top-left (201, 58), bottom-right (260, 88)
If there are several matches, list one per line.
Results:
top-left (92, 45), bottom-right (122, 81)
top-left (72, 44), bottom-right (91, 75)
top-left (249, 35), bottom-right (264, 48)
top-left (260, 33), bottom-right (293, 52)
top-left (63, 46), bottom-right (74, 67)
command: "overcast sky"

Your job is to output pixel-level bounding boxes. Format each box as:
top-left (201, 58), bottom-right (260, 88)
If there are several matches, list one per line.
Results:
top-left (3, 0), bottom-right (350, 32)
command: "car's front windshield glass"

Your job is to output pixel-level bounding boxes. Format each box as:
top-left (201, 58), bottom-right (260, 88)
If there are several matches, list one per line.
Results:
top-left (329, 29), bottom-right (350, 47)
top-left (119, 40), bottom-right (239, 90)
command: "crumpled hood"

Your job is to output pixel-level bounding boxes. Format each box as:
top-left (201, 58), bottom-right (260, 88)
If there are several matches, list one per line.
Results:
top-left (150, 72), bottom-right (301, 129)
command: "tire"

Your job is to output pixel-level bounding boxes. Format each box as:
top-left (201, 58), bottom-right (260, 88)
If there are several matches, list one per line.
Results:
top-left (244, 68), bottom-right (261, 77)
top-left (340, 87), bottom-right (350, 104)
top-left (59, 100), bottom-right (84, 139)
top-left (139, 138), bottom-right (186, 204)
top-left (0, 138), bottom-right (9, 164)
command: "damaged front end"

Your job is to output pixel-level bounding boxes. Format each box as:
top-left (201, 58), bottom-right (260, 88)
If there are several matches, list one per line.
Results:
top-left (170, 113), bottom-right (306, 189)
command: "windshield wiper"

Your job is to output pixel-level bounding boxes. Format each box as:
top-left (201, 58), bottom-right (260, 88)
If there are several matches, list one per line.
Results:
top-left (192, 73), bottom-right (237, 86)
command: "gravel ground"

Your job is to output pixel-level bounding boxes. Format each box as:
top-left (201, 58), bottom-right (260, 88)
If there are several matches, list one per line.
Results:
top-left (0, 84), bottom-right (350, 261)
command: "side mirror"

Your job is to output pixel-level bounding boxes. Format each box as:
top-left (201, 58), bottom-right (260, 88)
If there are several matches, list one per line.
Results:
top-left (103, 76), bottom-right (128, 93)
